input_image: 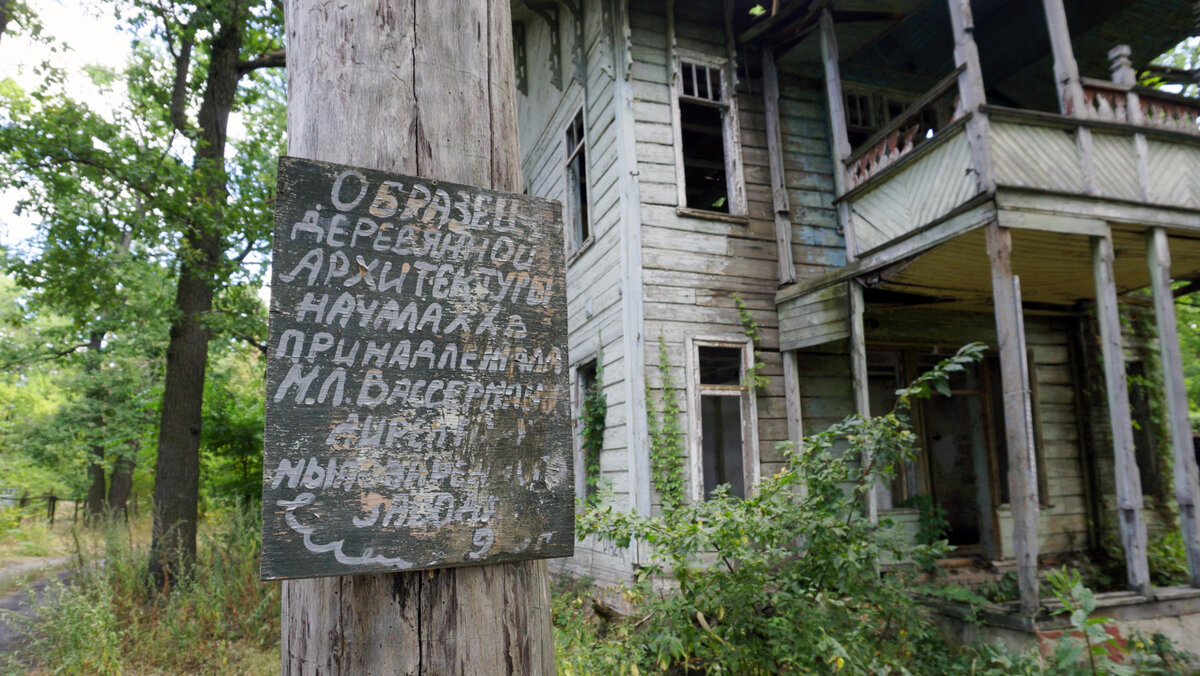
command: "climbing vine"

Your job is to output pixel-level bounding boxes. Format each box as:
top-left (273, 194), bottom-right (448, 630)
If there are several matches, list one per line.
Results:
top-left (579, 357), bottom-right (607, 505)
top-left (647, 337), bottom-right (686, 513)
top-left (733, 293), bottom-right (768, 390)
top-left (1125, 306), bottom-right (1175, 519)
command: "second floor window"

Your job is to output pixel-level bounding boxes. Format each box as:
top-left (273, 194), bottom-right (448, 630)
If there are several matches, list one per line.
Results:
top-left (565, 108), bottom-right (589, 249)
top-left (676, 57), bottom-right (744, 215)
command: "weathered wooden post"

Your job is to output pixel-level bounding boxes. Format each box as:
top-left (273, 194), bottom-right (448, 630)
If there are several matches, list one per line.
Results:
top-left (271, 1), bottom-right (569, 672)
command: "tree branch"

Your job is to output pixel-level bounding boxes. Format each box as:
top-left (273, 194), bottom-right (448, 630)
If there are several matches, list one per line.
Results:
top-left (237, 48), bottom-right (285, 75)
top-left (170, 37), bottom-right (196, 135)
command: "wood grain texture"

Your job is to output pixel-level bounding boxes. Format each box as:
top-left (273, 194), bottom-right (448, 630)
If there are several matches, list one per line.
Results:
top-left (280, 1), bottom-right (556, 672)
top-left (1145, 228), bottom-right (1200, 587)
top-left (1091, 232), bottom-right (1151, 596)
top-left (985, 223), bottom-right (1040, 616)
top-left (264, 157), bottom-right (573, 579)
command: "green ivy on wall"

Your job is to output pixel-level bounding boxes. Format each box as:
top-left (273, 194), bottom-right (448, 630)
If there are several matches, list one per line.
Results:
top-left (647, 337), bottom-right (686, 513)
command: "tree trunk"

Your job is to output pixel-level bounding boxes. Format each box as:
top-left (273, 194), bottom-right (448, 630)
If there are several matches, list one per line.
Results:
top-left (280, 1), bottom-right (554, 672)
top-left (107, 442), bottom-right (136, 518)
top-left (84, 330), bottom-right (106, 520)
top-left (148, 2), bottom-right (244, 586)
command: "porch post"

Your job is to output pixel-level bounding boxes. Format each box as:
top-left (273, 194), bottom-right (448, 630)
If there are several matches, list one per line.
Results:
top-left (1039, 0), bottom-right (1085, 116)
top-left (819, 9), bottom-right (858, 260)
top-left (762, 48), bottom-right (796, 285)
top-left (1092, 231), bottom-right (1153, 596)
top-left (847, 279), bottom-right (877, 523)
top-left (986, 223), bottom-right (1041, 616)
top-left (1146, 227), bottom-right (1200, 587)
top-left (782, 349), bottom-right (803, 447)
top-left (946, 0), bottom-right (995, 192)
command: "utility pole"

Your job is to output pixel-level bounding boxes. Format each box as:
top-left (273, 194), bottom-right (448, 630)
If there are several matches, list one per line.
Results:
top-left (279, 1), bottom-right (555, 672)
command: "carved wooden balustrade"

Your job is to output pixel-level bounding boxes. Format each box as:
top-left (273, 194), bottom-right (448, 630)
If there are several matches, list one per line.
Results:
top-left (1073, 78), bottom-right (1200, 135)
top-left (844, 65), bottom-right (966, 191)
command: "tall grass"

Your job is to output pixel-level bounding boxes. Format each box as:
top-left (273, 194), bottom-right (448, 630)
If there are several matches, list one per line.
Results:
top-left (16, 506), bottom-right (279, 675)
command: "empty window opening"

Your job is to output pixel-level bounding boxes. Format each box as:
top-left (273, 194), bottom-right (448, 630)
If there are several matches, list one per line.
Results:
top-left (565, 108), bottom-right (589, 248)
top-left (678, 60), bottom-right (735, 213)
top-left (696, 344), bottom-right (750, 499)
top-left (577, 360), bottom-right (603, 502)
top-left (867, 348), bottom-right (1048, 553)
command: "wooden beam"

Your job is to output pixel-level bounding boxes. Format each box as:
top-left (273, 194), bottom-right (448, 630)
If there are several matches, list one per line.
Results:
top-left (611, 0), bottom-right (651, 519)
top-left (1146, 228), bottom-right (1200, 587)
top-left (281, 1), bottom-right (554, 672)
top-left (819, 9), bottom-right (859, 260)
top-left (736, 0), bottom-right (811, 44)
top-left (985, 222), bottom-right (1040, 617)
top-left (1092, 231), bottom-right (1152, 596)
top-left (782, 349), bottom-right (803, 445)
top-left (847, 279), bottom-right (876, 523)
top-left (946, 0), bottom-right (995, 193)
top-left (762, 48), bottom-right (796, 284)
top-left (1040, 0), bottom-right (1085, 116)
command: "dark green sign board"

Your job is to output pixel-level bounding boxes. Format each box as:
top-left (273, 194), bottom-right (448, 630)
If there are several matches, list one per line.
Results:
top-left (262, 156), bottom-right (573, 580)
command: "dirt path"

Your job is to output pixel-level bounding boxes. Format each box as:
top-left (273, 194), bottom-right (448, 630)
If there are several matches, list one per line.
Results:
top-left (0, 556), bottom-right (74, 653)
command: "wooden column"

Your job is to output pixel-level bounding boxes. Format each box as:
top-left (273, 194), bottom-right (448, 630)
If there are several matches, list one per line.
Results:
top-left (847, 280), bottom-right (876, 522)
top-left (762, 48), bottom-right (796, 285)
top-left (782, 349), bottom-right (803, 449)
top-left (946, 0), bottom-right (995, 192)
top-left (985, 223), bottom-right (1040, 616)
top-left (818, 9), bottom-right (858, 260)
top-left (1146, 228), bottom-right (1200, 587)
top-left (1040, 0), bottom-right (1085, 115)
top-left (280, 1), bottom-right (554, 672)
top-left (1040, 0), bottom-right (1097, 194)
top-left (1092, 231), bottom-right (1152, 596)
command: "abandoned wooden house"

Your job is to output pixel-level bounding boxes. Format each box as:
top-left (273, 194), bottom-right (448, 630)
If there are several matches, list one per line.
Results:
top-left (511, 0), bottom-right (1200, 636)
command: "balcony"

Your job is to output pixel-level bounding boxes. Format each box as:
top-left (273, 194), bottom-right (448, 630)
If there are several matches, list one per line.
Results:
top-left (838, 77), bottom-right (1200, 261)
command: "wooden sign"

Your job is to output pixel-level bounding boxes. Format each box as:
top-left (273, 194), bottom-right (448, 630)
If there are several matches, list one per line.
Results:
top-left (261, 156), bottom-right (573, 580)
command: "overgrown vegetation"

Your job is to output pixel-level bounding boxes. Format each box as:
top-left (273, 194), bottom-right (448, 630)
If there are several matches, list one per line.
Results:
top-left (8, 507), bottom-right (279, 675)
top-left (580, 359), bottom-right (608, 505)
top-left (733, 293), bottom-right (768, 390)
top-left (647, 337), bottom-right (687, 512)
top-left (568, 344), bottom-right (1199, 674)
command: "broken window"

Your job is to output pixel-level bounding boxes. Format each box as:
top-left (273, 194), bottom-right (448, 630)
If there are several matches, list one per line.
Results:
top-left (565, 108), bottom-right (589, 249)
top-left (866, 348), bottom-right (1047, 552)
top-left (692, 342), bottom-right (756, 500)
top-left (576, 360), bottom-right (602, 503)
top-left (676, 58), bottom-right (743, 214)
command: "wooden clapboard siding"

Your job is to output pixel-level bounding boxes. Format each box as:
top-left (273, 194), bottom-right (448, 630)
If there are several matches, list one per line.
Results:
top-left (1146, 139), bottom-right (1200, 209)
top-left (517, 0), bottom-right (641, 584)
top-left (847, 128), bottom-right (979, 253)
top-left (863, 308), bottom-right (1091, 556)
top-left (628, 0), bottom-right (791, 512)
top-left (778, 283), bottom-right (850, 351)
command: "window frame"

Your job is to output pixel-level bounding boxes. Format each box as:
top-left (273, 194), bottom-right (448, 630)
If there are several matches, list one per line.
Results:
top-left (571, 354), bottom-right (602, 507)
top-left (684, 335), bottom-right (760, 502)
top-left (564, 106), bottom-right (592, 255)
top-left (670, 50), bottom-right (746, 217)
top-left (865, 344), bottom-right (1051, 514)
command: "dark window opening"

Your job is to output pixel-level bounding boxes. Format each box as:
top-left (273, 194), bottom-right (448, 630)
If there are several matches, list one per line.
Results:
top-left (699, 346), bottom-right (741, 385)
top-left (1128, 361), bottom-right (1163, 498)
top-left (701, 395), bottom-right (744, 499)
top-left (565, 108), bottom-right (588, 247)
top-left (680, 101), bottom-right (729, 212)
top-left (698, 343), bottom-right (748, 500)
top-left (578, 360), bottom-right (602, 503)
top-left (679, 59), bottom-right (731, 213)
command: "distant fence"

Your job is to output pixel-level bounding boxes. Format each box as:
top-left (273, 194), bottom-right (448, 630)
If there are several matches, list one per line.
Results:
top-left (0, 488), bottom-right (61, 524)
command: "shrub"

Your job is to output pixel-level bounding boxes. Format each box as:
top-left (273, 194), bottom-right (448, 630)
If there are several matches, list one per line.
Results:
top-left (575, 344), bottom-right (987, 674)
top-left (19, 505), bottom-right (278, 674)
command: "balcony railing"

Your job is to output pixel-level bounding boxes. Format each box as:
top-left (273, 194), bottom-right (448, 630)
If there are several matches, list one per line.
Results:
top-left (844, 65), bottom-right (966, 190)
top-left (1072, 78), bottom-right (1200, 135)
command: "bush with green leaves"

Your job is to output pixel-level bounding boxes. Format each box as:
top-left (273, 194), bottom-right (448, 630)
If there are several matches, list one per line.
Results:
top-left (576, 344), bottom-right (988, 674)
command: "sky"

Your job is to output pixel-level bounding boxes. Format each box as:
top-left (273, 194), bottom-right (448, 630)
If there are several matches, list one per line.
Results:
top-left (1, 0), bottom-right (132, 247)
